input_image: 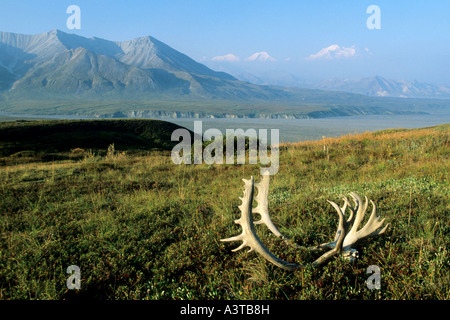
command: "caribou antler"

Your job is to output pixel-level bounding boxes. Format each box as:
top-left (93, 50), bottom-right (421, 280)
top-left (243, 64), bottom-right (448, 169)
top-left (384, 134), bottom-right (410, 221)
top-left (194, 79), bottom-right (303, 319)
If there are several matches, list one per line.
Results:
top-left (221, 175), bottom-right (348, 270)
top-left (220, 177), bottom-right (301, 270)
top-left (324, 192), bottom-right (389, 260)
top-left (221, 175), bottom-right (389, 270)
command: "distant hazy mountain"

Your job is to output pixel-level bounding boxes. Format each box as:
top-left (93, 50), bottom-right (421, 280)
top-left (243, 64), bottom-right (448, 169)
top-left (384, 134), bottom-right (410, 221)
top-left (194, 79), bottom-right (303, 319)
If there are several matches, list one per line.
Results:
top-left (232, 71), bottom-right (450, 99)
top-left (246, 51), bottom-right (276, 62)
top-left (315, 76), bottom-right (450, 99)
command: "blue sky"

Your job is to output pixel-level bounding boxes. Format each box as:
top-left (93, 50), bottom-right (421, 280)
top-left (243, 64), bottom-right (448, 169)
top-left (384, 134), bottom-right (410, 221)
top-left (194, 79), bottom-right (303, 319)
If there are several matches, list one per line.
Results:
top-left (1, 0), bottom-right (449, 85)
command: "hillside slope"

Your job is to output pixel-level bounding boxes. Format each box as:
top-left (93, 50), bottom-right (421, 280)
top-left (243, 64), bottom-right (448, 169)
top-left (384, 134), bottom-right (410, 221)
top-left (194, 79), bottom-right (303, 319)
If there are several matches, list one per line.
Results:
top-left (0, 119), bottom-right (194, 158)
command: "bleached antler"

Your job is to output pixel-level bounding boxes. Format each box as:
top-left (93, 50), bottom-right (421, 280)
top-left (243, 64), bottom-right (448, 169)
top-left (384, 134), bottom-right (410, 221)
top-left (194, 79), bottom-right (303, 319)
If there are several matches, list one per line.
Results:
top-left (220, 177), bottom-right (300, 270)
top-left (325, 192), bottom-right (389, 260)
top-left (221, 175), bottom-right (389, 270)
top-left (221, 175), bottom-right (348, 271)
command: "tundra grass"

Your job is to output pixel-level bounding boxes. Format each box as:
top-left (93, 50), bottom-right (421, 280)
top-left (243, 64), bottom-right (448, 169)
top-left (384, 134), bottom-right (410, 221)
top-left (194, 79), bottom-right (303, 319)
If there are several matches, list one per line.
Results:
top-left (0, 124), bottom-right (448, 300)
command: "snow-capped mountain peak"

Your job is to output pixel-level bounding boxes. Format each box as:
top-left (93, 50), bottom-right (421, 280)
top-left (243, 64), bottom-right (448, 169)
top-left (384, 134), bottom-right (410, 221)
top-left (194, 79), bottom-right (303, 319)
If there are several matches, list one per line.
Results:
top-left (246, 51), bottom-right (276, 62)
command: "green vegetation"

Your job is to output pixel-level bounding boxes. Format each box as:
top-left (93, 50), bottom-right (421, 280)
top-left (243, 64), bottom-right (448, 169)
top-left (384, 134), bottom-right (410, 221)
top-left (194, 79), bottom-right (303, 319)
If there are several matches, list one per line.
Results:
top-left (0, 120), bottom-right (448, 300)
top-left (0, 98), bottom-right (339, 118)
top-left (1, 92), bottom-right (449, 119)
top-left (0, 119), bottom-right (193, 164)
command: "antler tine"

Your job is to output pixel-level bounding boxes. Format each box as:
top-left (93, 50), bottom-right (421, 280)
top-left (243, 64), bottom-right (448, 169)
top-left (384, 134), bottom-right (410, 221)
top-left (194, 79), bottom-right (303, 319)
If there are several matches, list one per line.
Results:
top-left (341, 195), bottom-right (355, 224)
top-left (346, 193), bottom-right (368, 238)
top-left (253, 173), bottom-right (288, 239)
top-left (327, 200), bottom-right (351, 245)
top-left (311, 200), bottom-right (348, 266)
top-left (220, 177), bottom-right (301, 271)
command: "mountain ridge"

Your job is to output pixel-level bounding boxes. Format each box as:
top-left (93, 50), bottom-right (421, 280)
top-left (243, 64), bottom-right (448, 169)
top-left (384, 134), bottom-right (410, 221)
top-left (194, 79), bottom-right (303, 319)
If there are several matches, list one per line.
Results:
top-left (0, 29), bottom-right (295, 100)
top-left (0, 30), bottom-right (235, 83)
top-left (0, 30), bottom-right (449, 118)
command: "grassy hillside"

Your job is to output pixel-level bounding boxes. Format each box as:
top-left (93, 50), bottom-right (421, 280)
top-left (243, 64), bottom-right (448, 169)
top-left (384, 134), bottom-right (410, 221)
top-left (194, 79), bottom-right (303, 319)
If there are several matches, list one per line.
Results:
top-left (0, 122), bottom-right (448, 300)
top-left (0, 119), bottom-right (194, 164)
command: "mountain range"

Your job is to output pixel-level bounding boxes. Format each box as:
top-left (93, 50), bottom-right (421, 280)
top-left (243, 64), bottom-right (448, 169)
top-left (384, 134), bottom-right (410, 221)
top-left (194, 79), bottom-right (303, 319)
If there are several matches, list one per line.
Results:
top-left (232, 72), bottom-right (450, 99)
top-left (0, 30), bottom-right (297, 101)
top-left (0, 30), bottom-right (449, 118)
top-left (308, 76), bottom-right (450, 99)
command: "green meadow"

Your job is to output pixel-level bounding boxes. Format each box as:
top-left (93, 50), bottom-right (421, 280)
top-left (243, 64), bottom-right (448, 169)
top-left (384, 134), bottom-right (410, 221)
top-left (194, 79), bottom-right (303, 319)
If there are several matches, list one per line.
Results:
top-left (0, 120), bottom-right (448, 300)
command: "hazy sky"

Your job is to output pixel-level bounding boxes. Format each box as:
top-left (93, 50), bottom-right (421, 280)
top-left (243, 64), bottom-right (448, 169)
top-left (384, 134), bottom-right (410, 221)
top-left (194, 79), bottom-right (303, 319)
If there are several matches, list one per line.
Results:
top-left (1, 0), bottom-right (449, 85)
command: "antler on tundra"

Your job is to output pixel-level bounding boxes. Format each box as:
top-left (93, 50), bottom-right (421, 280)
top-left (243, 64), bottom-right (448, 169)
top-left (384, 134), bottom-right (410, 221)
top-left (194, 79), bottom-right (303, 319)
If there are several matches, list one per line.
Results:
top-left (323, 193), bottom-right (389, 260)
top-left (221, 174), bottom-right (389, 270)
top-left (220, 177), bottom-right (302, 271)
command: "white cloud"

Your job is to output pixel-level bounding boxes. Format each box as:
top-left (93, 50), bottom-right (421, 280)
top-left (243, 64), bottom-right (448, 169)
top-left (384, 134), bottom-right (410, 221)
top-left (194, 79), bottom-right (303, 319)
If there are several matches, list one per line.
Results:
top-left (306, 44), bottom-right (357, 61)
top-left (211, 53), bottom-right (240, 62)
top-left (246, 51), bottom-right (276, 62)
